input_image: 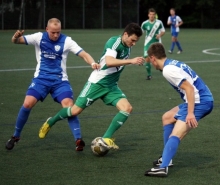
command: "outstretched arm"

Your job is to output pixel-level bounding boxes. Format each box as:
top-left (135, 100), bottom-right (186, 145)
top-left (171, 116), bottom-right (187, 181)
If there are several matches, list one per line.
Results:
top-left (12, 30), bottom-right (25, 44)
top-left (105, 56), bottom-right (144, 67)
top-left (78, 50), bottom-right (100, 69)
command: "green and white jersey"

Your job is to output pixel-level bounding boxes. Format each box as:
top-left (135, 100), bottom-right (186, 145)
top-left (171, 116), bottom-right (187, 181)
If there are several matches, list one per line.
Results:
top-left (88, 35), bottom-right (131, 87)
top-left (141, 19), bottom-right (165, 46)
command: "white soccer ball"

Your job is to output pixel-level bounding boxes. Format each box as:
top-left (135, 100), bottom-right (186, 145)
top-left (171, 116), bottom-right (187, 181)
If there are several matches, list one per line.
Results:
top-left (91, 137), bottom-right (110, 156)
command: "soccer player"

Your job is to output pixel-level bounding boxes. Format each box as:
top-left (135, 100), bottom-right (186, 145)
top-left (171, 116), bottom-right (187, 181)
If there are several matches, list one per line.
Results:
top-left (141, 8), bottom-right (165, 80)
top-left (39, 23), bottom-right (145, 150)
top-left (144, 43), bottom-right (214, 177)
top-left (167, 8), bottom-right (183, 54)
top-left (5, 18), bottom-right (99, 151)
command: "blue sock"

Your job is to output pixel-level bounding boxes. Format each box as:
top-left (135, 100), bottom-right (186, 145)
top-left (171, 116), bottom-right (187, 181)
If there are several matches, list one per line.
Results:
top-left (176, 41), bottom-right (182, 51)
top-left (170, 42), bottom-right (175, 51)
top-left (160, 136), bottom-right (180, 168)
top-left (163, 124), bottom-right (174, 146)
top-left (67, 116), bottom-right (82, 140)
top-left (13, 106), bottom-right (31, 137)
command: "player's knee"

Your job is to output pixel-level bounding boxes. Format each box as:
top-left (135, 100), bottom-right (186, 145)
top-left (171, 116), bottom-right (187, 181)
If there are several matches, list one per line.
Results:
top-left (162, 112), bottom-right (173, 125)
top-left (23, 102), bottom-right (34, 109)
top-left (120, 104), bottom-right (132, 113)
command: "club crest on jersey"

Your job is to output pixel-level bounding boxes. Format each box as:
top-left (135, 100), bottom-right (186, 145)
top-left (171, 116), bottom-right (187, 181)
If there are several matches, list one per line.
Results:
top-left (147, 26), bottom-right (150, 30)
top-left (54, 45), bottom-right (61, 51)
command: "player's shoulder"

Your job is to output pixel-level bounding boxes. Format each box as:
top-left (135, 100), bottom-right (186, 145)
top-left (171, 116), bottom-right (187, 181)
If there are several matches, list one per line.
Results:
top-left (106, 35), bottom-right (121, 44)
top-left (163, 59), bottom-right (181, 71)
top-left (141, 20), bottom-right (150, 26)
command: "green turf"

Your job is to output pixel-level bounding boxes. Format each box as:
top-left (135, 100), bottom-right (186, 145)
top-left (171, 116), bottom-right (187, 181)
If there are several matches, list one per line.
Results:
top-left (0, 29), bottom-right (220, 185)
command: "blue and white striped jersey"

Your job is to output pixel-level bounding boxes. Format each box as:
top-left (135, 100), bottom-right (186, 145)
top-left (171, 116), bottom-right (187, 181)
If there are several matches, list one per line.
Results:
top-left (23, 32), bottom-right (83, 81)
top-left (163, 59), bottom-right (213, 103)
top-left (167, 15), bottom-right (182, 32)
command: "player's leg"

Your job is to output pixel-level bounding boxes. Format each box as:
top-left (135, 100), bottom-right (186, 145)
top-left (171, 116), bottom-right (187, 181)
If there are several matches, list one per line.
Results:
top-left (101, 87), bottom-right (130, 149)
top-left (152, 106), bottom-right (178, 167)
top-left (144, 43), bottom-right (152, 80)
top-left (174, 32), bottom-right (183, 54)
top-left (53, 81), bottom-right (85, 151)
top-left (169, 32), bottom-right (176, 53)
top-left (146, 102), bottom-right (213, 177)
top-left (39, 82), bottom-right (106, 139)
top-left (5, 79), bottom-right (47, 150)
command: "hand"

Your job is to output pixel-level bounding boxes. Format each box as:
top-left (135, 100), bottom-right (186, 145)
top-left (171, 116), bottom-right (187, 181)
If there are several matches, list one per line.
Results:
top-left (156, 34), bottom-right (160, 40)
top-left (185, 113), bottom-right (198, 128)
top-left (130, 57), bottom-right (145, 66)
top-left (91, 62), bottom-right (100, 69)
top-left (13, 30), bottom-right (24, 39)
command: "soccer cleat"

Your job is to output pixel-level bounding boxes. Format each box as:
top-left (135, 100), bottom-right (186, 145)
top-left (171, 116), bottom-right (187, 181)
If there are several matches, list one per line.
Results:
top-left (5, 136), bottom-right (20, 150)
top-left (102, 138), bottom-right (119, 150)
top-left (144, 167), bottom-right (168, 177)
top-left (168, 50), bottom-right (173, 54)
top-left (153, 156), bottom-right (173, 167)
top-left (39, 118), bottom-right (51, 139)
top-left (177, 50), bottom-right (182, 54)
top-left (75, 138), bottom-right (85, 151)
top-left (146, 75), bottom-right (152, 80)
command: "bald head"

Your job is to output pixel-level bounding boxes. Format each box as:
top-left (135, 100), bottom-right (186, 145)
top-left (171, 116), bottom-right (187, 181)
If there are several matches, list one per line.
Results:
top-left (46, 18), bottom-right (61, 41)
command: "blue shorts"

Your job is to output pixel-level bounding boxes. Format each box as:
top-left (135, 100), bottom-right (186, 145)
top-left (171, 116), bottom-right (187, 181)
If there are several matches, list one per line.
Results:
top-left (174, 101), bottom-right (213, 122)
top-left (26, 78), bottom-right (74, 103)
top-left (171, 31), bottom-right (179, 37)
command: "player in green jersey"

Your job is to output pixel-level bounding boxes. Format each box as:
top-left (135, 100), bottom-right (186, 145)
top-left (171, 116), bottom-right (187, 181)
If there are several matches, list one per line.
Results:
top-left (39, 23), bottom-right (144, 150)
top-left (141, 8), bottom-right (165, 80)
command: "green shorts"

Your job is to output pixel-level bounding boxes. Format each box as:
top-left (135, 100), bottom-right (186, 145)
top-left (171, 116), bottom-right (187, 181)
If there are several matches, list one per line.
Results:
top-left (75, 81), bottom-right (127, 109)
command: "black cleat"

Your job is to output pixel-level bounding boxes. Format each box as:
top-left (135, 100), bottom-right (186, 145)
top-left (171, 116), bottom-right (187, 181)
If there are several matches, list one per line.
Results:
top-left (5, 136), bottom-right (20, 150)
top-left (144, 167), bottom-right (168, 177)
top-left (75, 138), bottom-right (85, 151)
top-left (153, 156), bottom-right (173, 167)
top-left (146, 75), bottom-right (152, 80)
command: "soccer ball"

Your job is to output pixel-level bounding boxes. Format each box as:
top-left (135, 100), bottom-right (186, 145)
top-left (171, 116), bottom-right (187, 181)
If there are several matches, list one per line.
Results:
top-left (91, 137), bottom-right (110, 156)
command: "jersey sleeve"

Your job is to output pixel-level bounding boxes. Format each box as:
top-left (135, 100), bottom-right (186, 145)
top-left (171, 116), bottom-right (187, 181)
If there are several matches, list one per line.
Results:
top-left (176, 16), bottom-right (182, 23)
top-left (163, 65), bottom-right (186, 87)
top-left (104, 37), bottom-right (120, 58)
top-left (24, 32), bottom-right (43, 45)
top-left (167, 16), bottom-right (171, 23)
top-left (65, 37), bottom-right (83, 55)
top-left (159, 20), bottom-right (165, 32)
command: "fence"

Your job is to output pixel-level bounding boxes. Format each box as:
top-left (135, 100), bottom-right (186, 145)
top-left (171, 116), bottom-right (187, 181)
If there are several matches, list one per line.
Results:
top-left (0, 0), bottom-right (140, 30)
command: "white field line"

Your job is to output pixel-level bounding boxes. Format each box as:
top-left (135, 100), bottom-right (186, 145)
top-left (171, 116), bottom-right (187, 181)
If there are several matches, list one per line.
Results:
top-left (0, 59), bottom-right (220, 72)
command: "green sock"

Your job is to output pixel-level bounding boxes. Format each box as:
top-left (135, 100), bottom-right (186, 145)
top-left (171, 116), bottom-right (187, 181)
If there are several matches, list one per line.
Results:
top-left (48, 107), bottom-right (72, 127)
top-left (145, 62), bottom-right (151, 76)
top-left (103, 111), bottom-right (130, 138)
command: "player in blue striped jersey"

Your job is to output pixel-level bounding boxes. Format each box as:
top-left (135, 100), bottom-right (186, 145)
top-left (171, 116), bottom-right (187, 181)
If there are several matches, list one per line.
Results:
top-left (145, 43), bottom-right (213, 177)
top-left (5, 18), bottom-right (99, 151)
top-left (167, 8), bottom-right (183, 54)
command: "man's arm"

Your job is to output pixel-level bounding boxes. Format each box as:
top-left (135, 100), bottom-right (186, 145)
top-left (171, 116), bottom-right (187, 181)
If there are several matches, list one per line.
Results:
top-left (78, 50), bottom-right (100, 69)
top-left (105, 56), bottom-right (144, 67)
top-left (179, 80), bottom-right (198, 128)
top-left (12, 30), bottom-right (25, 44)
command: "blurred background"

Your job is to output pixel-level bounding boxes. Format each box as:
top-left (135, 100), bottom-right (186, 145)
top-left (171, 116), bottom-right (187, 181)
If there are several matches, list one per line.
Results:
top-left (1, 0), bottom-right (220, 30)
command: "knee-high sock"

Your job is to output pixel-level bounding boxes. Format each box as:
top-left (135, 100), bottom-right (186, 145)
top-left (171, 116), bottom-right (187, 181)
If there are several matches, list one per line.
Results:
top-left (48, 107), bottom-right (72, 127)
top-left (67, 116), bottom-right (82, 140)
top-left (170, 42), bottom-right (175, 51)
top-left (163, 124), bottom-right (174, 146)
top-left (103, 111), bottom-right (129, 138)
top-left (160, 136), bottom-right (180, 168)
top-left (176, 41), bottom-right (182, 51)
top-left (13, 106), bottom-right (31, 137)
top-left (145, 62), bottom-right (151, 76)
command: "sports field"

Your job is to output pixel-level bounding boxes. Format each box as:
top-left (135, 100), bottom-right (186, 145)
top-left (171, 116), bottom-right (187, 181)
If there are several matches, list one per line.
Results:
top-left (1, 29), bottom-right (220, 185)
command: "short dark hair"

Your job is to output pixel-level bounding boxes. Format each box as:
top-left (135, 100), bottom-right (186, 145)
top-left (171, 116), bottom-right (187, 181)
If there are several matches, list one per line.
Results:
top-left (148, 8), bottom-right (156, 13)
top-left (123, 22), bottom-right (142, 37)
top-left (147, 43), bottom-right (166, 59)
